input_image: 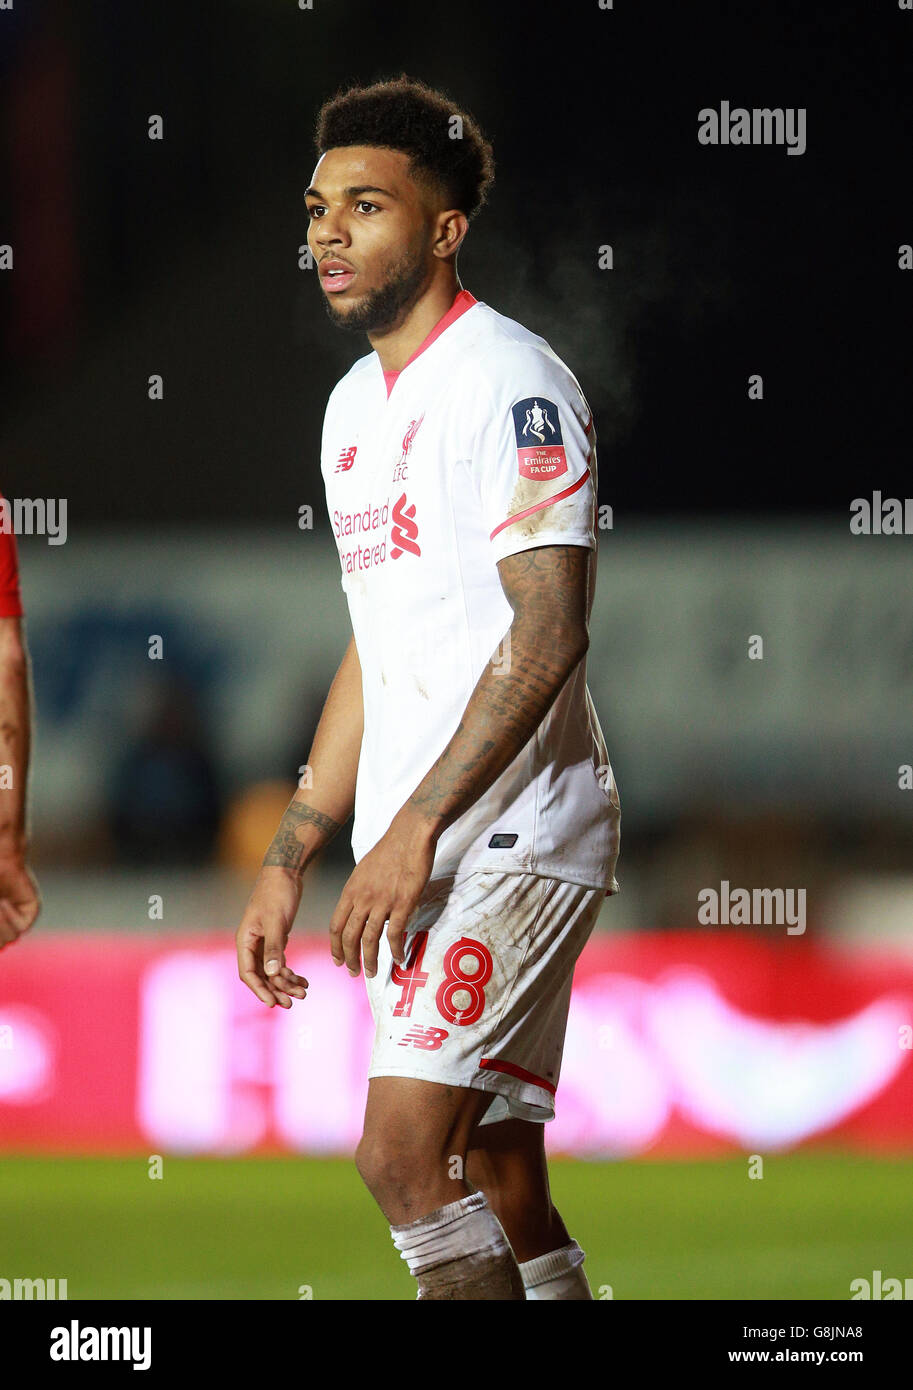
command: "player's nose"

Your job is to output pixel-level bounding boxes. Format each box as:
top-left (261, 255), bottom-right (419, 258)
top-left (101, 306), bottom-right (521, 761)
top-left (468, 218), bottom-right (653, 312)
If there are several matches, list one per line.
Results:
top-left (312, 209), bottom-right (350, 247)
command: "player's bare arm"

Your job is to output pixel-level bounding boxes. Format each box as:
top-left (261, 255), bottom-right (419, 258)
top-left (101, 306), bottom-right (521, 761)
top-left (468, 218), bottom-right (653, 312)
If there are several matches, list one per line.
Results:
top-left (236, 631), bottom-right (363, 1006)
top-left (328, 544), bottom-right (591, 979)
top-left (0, 615), bottom-right (41, 949)
top-left (262, 801), bottom-right (342, 873)
top-left (407, 545), bottom-right (591, 825)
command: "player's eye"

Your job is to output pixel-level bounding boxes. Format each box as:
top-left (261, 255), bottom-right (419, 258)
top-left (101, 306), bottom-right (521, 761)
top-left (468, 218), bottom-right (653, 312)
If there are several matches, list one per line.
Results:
top-left (356, 201), bottom-right (379, 214)
top-left (306, 204), bottom-right (325, 219)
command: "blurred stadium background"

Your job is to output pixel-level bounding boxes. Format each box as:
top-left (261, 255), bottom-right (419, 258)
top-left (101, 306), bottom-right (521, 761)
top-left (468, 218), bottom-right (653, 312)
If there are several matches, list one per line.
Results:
top-left (1, 0), bottom-right (911, 1299)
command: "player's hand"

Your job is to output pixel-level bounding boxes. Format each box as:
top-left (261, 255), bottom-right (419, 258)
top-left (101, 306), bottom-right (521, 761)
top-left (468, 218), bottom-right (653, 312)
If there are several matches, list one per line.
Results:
top-left (236, 866), bottom-right (309, 1008)
top-left (329, 806), bottom-right (437, 979)
top-left (0, 855), bottom-right (41, 949)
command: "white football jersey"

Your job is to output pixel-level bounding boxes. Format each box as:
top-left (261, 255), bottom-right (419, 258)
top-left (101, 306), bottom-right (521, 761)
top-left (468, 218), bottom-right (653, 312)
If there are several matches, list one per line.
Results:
top-left (320, 290), bottom-right (620, 891)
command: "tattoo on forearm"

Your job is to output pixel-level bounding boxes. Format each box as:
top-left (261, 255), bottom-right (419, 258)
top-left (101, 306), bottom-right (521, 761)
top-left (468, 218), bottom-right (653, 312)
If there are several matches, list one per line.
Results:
top-left (263, 801), bottom-right (341, 871)
top-left (408, 547), bottom-right (592, 832)
top-left (408, 643), bottom-right (575, 826)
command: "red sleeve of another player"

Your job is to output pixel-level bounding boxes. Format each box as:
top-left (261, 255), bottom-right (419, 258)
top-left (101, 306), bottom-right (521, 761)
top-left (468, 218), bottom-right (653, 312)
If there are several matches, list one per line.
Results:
top-left (0, 519), bottom-right (25, 618)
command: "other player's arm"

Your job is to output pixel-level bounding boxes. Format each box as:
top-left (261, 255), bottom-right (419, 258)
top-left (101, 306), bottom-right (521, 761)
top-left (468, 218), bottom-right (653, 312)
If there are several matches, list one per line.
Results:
top-left (235, 631), bottom-right (364, 1007)
top-left (0, 615), bottom-right (41, 949)
top-left (328, 544), bottom-right (591, 978)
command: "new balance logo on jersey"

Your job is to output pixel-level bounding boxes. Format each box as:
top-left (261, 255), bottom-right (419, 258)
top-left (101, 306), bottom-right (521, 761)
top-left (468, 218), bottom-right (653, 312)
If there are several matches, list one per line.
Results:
top-left (390, 493), bottom-right (421, 558)
top-left (398, 1025), bottom-right (449, 1050)
top-left (511, 397), bottom-right (568, 480)
top-left (335, 445), bottom-right (358, 473)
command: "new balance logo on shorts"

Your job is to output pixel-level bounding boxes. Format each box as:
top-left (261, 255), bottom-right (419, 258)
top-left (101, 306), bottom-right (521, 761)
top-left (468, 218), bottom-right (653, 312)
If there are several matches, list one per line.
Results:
top-left (398, 1025), bottom-right (449, 1051)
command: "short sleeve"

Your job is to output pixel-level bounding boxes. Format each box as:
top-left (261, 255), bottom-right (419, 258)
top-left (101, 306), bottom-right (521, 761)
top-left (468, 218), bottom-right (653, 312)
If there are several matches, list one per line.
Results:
top-left (0, 506), bottom-right (24, 618)
top-left (469, 343), bottom-right (597, 564)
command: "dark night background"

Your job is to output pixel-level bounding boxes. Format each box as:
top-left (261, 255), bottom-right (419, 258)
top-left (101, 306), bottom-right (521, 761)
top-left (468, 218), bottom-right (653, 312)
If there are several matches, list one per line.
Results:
top-left (2, 0), bottom-right (910, 525)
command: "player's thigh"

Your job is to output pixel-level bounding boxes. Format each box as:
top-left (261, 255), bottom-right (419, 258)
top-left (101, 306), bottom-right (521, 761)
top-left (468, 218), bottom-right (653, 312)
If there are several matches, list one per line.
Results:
top-left (361, 1074), bottom-right (495, 1159)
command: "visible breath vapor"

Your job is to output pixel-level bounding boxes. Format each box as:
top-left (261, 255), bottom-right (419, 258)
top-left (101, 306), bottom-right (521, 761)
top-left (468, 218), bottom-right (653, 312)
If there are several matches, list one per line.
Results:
top-left (468, 188), bottom-right (738, 449)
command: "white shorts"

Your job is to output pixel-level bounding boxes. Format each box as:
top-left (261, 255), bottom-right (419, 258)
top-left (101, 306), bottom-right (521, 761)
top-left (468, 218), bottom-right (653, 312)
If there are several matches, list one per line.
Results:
top-left (364, 870), bottom-right (605, 1125)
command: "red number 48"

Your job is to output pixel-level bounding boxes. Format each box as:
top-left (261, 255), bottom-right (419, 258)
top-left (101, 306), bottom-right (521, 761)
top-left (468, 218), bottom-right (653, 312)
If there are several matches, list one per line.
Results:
top-left (391, 932), bottom-right (493, 1026)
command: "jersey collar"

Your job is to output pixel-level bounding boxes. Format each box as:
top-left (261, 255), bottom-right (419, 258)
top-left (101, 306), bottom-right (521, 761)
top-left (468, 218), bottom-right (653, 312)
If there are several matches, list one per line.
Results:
top-left (381, 288), bottom-right (478, 398)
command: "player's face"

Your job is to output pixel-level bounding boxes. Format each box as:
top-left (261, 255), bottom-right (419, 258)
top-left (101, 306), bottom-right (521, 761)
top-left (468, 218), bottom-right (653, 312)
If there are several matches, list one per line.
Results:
top-left (306, 146), bottom-right (435, 334)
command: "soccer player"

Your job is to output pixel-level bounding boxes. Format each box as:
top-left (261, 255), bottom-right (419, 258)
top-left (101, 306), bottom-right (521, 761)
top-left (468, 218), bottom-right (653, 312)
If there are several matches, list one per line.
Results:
top-left (0, 504), bottom-right (41, 949)
top-left (236, 76), bottom-right (620, 1300)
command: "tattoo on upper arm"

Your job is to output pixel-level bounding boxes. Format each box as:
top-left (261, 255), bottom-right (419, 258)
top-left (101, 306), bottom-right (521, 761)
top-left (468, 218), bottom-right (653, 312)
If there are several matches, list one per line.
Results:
top-left (263, 801), bottom-right (341, 871)
top-left (497, 545), bottom-right (592, 642)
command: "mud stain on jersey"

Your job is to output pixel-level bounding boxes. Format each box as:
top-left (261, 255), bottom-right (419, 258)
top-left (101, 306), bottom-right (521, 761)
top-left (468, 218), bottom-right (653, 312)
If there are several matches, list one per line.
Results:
top-left (505, 476), bottom-right (559, 539)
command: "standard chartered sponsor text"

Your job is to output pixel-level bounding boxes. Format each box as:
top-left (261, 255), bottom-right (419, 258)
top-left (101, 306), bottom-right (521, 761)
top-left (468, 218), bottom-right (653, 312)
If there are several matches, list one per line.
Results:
top-left (334, 501), bottom-right (389, 573)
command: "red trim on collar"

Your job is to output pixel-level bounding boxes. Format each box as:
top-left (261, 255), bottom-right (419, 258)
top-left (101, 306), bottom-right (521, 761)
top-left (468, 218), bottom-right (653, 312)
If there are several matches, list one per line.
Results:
top-left (382, 289), bottom-right (478, 398)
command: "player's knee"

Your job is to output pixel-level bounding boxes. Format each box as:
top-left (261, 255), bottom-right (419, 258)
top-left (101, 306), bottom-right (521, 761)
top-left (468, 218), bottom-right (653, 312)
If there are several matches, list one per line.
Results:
top-left (353, 1133), bottom-right (383, 1193)
top-left (354, 1131), bottom-right (435, 1206)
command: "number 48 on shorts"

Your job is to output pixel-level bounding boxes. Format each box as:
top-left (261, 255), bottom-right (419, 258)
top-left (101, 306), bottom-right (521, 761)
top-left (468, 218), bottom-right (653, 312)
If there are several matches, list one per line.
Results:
top-left (392, 931), bottom-right (493, 1026)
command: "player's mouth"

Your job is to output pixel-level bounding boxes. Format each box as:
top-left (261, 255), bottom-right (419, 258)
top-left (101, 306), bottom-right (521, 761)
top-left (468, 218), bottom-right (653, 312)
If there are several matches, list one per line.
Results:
top-left (319, 258), bottom-right (357, 293)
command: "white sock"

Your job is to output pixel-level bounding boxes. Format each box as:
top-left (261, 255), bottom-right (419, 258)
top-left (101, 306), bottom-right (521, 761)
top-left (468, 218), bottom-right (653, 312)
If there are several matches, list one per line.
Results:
top-left (519, 1240), bottom-right (593, 1300)
top-left (390, 1191), bottom-right (524, 1300)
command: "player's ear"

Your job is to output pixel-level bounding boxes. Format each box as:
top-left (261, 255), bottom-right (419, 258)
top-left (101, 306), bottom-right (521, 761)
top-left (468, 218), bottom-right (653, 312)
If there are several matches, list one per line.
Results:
top-left (433, 209), bottom-right (469, 261)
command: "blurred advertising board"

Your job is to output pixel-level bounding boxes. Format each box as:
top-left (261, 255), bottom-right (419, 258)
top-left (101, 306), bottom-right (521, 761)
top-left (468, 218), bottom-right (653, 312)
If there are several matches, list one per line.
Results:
top-left (18, 525), bottom-right (913, 835)
top-left (2, 931), bottom-right (911, 1157)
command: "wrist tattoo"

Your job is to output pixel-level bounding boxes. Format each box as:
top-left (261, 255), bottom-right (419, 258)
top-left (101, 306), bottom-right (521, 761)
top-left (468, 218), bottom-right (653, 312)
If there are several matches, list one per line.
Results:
top-left (263, 801), bottom-right (341, 871)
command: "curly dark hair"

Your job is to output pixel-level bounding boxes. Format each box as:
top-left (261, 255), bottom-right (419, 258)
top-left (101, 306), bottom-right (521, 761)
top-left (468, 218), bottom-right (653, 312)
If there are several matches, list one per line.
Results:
top-left (315, 75), bottom-right (495, 221)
